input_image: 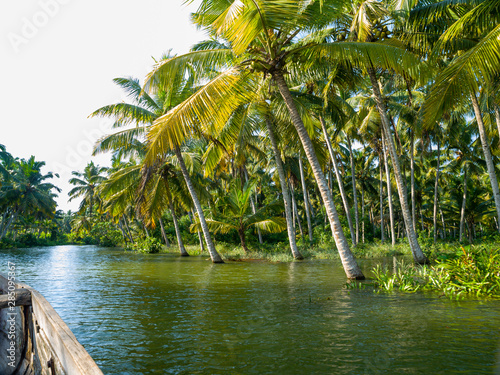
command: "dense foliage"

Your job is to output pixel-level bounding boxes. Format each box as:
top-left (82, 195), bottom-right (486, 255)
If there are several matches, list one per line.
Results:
top-left (3, 1), bottom-right (500, 283)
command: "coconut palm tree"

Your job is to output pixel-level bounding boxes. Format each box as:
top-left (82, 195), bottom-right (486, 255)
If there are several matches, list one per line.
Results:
top-left (90, 74), bottom-right (224, 262)
top-left (191, 179), bottom-right (286, 253)
top-left (68, 161), bottom-right (108, 217)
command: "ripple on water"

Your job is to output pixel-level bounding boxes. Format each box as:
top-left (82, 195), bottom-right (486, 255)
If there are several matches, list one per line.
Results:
top-left (1, 246), bottom-right (500, 374)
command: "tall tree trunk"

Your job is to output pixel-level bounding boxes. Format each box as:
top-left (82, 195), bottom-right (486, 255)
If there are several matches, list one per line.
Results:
top-left (410, 130), bottom-right (417, 234)
top-left (122, 215), bottom-right (134, 244)
top-left (433, 140), bottom-right (441, 244)
top-left (379, 155), bottom-right (385, 243)
top-left (470, 93), bottom-right (500, 232)
top-left (439, 205), bottom-right (446, 240)
top-left (290, 180), bottom-right (305, 240)
top-left (117, 219), bottom-right (129, 244)
top-left (368, 68), bottom-right (427, 264)
top-left (266, 119), bottom-right (303, 259)
top-left (165, 182), bottom-right (188, 256)
top-left (459, 166), bottom-right (468, 242)
top-left (361, 185), bottom-right (365, 243)
top-left (320, 117), bottom-right (356, 246)
top-left (238, 228), bottom-right (250, 254)
top-left (274, 71), bottom-right (364, 279)
top-left (191, 209), bottom-right (206, 252)
top-left (244, 168), bottom-right (263, 244)
top-left (299, 156), bottom-right (314, 243)
top-left (174, 145), bottom-right (223, 263)
top-left (346, 135), bottom-right (360, 245)
top-left (144, 225), bottom-right (150, 238)
top-left (494, 103), bottom-right (500, 147)
top-left (158, 218), bottom-right (171, 248)
top-left (382, 133), bottom-right (396, 246)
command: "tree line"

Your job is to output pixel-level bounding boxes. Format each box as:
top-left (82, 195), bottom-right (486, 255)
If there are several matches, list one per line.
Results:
top-left (3, 0), bottom-right (500, 280)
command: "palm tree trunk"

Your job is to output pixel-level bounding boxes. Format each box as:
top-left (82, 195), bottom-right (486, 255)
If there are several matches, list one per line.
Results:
top-left (191, 209), bottom-right (206, 252)
top-left (346, 135), bottom-right (359, 245)
top-left (433, 140), bottom-right (441, 244)
top-left (298, 156), bottom-right (314, 243)
top-left (174, 145), bottom-right (223, 263)
top-left (361, 185), bottom-right (365, 243)
top-left (439, 205), bottom-right (446, 240)
top-left (320, 117), bottom-right (356, 246)
top-left (266, 119), bottom-right (303, 259)
top-left (368, 68), bottom-right (427, 264)
top-left (470, 93), bottom-right (500, 232)
top-left (494, 103), bottom-right (500, 147)
top-left (379, 155), bottom-right (385, 243)
top-left (158, 218), bottom-right (171, 247)
top-left (274, 71), bottom-right (364, 279)
top-left (238, 228), bottom-right (250, 254)
top-left (410, 130), bottom-right (417, 233)
top-left (122, 215), bottom-right (134, 244)
top-left (382, 133), bottom-right (395, 246)
top-left (290, 180), bottom-right (305, 240)
top-left (243, 168), bottom-right (263, 244)
top-left (165, 183), bottom-right (188, 256)
top-left (460, 166), bottom-right (468, 242)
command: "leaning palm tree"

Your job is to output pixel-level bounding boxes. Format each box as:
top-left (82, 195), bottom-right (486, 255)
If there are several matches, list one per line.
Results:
top-left (409, 0), bottom-right (500, 233)
top-left (90, 75), bottom-right (224, 262)
top-left (191, 179), bottom-right (286, 254)
top-left (146, 1), bottom-right (385, 278)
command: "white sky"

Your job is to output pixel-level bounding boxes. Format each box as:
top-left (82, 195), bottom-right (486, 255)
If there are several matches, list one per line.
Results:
top-left (0, 0), bottom-right (205, 212)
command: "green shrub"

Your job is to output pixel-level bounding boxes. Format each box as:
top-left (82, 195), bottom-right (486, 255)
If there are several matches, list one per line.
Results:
top-left (127, 237), bottom-right (162, 254)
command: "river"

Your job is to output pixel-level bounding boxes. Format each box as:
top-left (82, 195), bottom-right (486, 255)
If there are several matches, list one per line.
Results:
top-left (1, 245), bottom-right (499, 374)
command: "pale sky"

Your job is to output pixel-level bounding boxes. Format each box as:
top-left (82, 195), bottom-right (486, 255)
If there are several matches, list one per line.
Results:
top-left (0, 0), bottom-right (205, 212)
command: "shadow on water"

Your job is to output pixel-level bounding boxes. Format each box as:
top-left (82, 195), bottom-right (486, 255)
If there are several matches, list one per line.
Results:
top-left (1, 245), bottom-right (500, 374)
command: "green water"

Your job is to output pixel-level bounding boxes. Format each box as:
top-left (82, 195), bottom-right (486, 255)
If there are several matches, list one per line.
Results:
top-left (1, 245), bottom-right (499, 374)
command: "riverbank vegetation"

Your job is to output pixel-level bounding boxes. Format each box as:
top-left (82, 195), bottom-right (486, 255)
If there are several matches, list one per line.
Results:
top-left (2, 1), bottom-right (500, 287)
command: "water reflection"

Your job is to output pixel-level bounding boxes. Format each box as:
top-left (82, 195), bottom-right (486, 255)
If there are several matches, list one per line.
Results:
top-left (0, 246), bottom-right (499, 374)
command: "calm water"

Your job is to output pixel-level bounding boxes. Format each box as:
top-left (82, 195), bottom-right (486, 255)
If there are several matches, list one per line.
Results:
top-left (1, 245), bottom-right (500, 374)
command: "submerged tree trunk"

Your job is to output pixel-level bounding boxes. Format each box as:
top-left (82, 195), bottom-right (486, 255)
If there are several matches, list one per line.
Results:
top-left (299, 156), bottom-right (314, 243)
top-left (470, 93), bottom-right (500, 233)
top-left (320, 117), bottom-right (356, 246)
top-left (433, 140), bottom-right (441, 244)
top-left (368, 68), bottom-right (427, 264)
top-left (266, 119), bottom-right (303, 259)
top-left (274, 71), bottom-right (364, 279)
top-left (459, 166), bottom-right (468, 242)
top-left (382, 133), bottom-right (395, 246)
top-left (346, 135), bottom-right (360, 245)
top-left (174, 145), bottom-right (223, 263)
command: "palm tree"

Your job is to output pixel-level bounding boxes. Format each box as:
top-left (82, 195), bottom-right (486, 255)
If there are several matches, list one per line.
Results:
top-left (90, 75), bottom-right (224, 262)
top-left (68, 161), bottom-right (108, 217)
top-left (191, 179), bottom-right (286, 253)
top-left (0, 156), bottom-right (60, 239)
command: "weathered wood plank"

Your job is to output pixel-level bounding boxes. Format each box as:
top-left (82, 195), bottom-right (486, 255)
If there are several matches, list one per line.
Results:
top-left (0, 274), bottom-right (103, 375)
top-left (0, 288), bottom-right (31, 309)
